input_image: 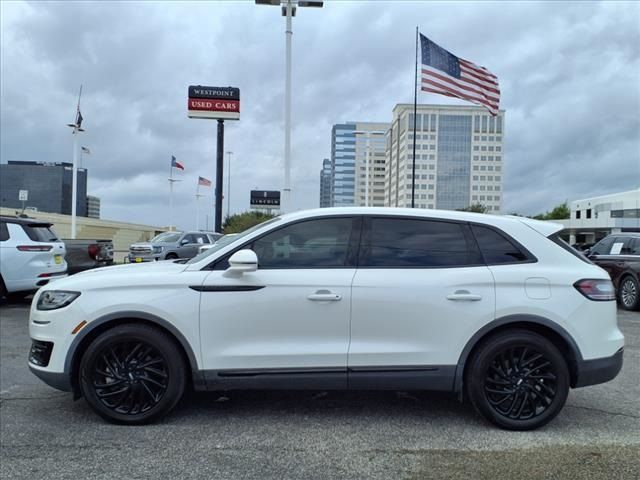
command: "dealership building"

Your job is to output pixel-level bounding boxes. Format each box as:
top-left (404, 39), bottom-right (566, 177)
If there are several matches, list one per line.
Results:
top-left (555, 189), bottom-right (640, 245)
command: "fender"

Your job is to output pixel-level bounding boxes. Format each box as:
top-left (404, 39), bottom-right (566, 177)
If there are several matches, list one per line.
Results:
top-left (65, 310), bottom-right (202, 386)
top-left (453, 314), bottom-right (583, 394)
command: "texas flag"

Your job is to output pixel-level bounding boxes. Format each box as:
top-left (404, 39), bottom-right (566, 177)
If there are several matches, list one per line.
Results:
top-left (171, 155), bottom-right (184, 171)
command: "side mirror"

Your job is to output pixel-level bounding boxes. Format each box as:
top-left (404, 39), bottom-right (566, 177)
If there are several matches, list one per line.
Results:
top-left (180, 239), bottom-right (190, 245)
top-left (223, 249), bottom-right (258, 277)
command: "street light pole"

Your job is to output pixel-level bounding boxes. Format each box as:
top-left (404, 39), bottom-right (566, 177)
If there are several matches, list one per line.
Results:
top-left (226, 151), bottom-right (233, 219)
top-left (255, 0), bottom-right (324, 213)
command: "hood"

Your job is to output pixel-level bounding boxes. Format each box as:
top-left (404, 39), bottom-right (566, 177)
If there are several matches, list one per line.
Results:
top-left (42, 260), bottom-right (188, 291)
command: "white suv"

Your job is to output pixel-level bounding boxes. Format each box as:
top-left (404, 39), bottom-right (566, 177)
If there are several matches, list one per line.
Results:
top-left (28, 208), bottom-right (623, 430)
top-left (0, 216), bottom-right (67, 300)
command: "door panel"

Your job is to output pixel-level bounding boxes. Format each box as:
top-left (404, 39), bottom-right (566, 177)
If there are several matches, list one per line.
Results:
top-left (349, 267), bottom-right (495, 367)
top-left (199, 269), bottom-right (355, 371)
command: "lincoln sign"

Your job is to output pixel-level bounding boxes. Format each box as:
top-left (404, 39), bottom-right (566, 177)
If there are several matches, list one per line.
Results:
top-left (187, 86), bottom-right (240, 120)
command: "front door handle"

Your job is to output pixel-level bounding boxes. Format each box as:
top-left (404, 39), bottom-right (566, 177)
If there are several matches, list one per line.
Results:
top-left (446, 290), bottom-right (482, 301)
top-left (307, 289), bottom-right (342, 301)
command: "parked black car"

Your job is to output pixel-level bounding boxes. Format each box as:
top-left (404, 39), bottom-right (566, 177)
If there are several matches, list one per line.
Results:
top-left (587, 233), bottom-right (640, 310)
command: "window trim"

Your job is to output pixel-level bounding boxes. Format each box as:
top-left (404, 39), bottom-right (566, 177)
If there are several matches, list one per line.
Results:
top-left (357, 215), bottom-right (485, 270)
top-left (207, 215), bottom-right (362, 271)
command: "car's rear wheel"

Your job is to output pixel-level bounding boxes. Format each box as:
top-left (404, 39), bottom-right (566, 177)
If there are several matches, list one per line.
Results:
top-left (618, 276), bottom-right (640, 311)
top-left (79, 324), bottom-right (186, 424)
top-left (466, 330), bottom-right (569, 431)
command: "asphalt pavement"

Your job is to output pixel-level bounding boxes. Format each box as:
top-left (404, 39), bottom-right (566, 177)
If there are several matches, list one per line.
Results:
top-left (1, 298), bottom-right (638, 479)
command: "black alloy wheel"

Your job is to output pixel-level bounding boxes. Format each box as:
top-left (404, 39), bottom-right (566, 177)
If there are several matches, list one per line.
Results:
top-left (466, 330), bottom-right (569, 430)
top-left (80, 324), bottom-right (186, 424)
top-left (619, 276), bottom-right (640, 311)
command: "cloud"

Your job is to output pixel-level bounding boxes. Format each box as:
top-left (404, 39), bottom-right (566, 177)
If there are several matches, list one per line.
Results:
top-left (1, 0), bottom-right (638, 228)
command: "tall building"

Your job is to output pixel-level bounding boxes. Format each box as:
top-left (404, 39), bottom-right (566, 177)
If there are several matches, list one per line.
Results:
top-left (331, 121), bottom-right (390, 207)
top-left (319, 158), bottom-right (333, 208)
top-left (87, 195), bottom-right (101, 219)
top-left (353, 121), bottom-right (389, 207)
top-left (0, 161), bottom-right (88, 216)
top-left (331, 123), bottom-right (356, 207)
top-left (385, 104), bottom-right (505, 213)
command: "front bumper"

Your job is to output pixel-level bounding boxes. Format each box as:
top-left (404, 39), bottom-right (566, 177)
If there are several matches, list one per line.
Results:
top-left (29, 364), bottom-right (72, 392)
top-left (127, 253), bottom-right (161, 262)
top-left (574, 347), bottom-right (624, 388)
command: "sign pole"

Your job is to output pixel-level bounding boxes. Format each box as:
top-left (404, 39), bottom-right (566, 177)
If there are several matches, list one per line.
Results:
top-left (215, 119), bottom-right (225, 233)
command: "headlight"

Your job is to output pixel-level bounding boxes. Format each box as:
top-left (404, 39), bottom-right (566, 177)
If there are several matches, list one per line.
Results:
top-left (153, 246), bottom-right (164, 253)
top-left (37, 291), bottom-right (81, 311)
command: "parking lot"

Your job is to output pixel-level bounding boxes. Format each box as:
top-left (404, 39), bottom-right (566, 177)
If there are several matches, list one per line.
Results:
top-left (1, 299), bottom-right (638, 479)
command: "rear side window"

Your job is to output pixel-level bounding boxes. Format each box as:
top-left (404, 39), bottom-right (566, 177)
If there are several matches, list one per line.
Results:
top-left (471, 225), bottom-right (531, 264)
top-left (23, 224), bottom-right (59, 242)
top-left (361, 218), bottom-right (481, 268)
top-left (0, 222), bottom-right (9, 241)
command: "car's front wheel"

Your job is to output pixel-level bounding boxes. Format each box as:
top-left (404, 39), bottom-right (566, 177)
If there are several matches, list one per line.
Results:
top-left (466, 329), bottom-right (569, 431)
top-left (79, 324), bottom-right (186, 424)
top-left (618, 275), bottom-right (640, 311)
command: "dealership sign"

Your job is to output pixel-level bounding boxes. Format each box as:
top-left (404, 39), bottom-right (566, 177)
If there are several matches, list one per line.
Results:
top-left (187, 86), bottom-right (240, 120)
top-left (250, 190), bottom-right (281, 209)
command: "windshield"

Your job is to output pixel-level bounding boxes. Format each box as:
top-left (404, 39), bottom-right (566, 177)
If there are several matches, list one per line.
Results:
top-left (186, 217), bottom-right (282, 264)
top-left (150, 232), bottom-right (182, 243)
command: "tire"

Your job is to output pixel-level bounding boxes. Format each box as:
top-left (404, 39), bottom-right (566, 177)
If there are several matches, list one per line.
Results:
top-left (79, 324), bottom-right (186, 424)
top-left (0, 277), bottom-right (6, 305)
top-left (165, 253), bottom-right (178, 260)
top-left (618, 275), bottom-right (640, 311)
top-left (466, 329), bottom-right (569, 431)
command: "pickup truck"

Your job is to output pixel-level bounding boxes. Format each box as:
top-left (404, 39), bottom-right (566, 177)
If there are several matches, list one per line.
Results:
top-left (128, 231), bottom-right (221, 262)
top-left (63, 239), bottom-right (114, 274)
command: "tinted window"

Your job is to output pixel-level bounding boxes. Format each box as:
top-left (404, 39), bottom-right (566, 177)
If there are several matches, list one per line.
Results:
top-left (250, 218), bottom-right (353, 269)
top-left (591, 237), bottom-right (614, 255)
top-left (617, 237), bottom-right (637, 255)
top-left (0, 222), bottom-right (9, 241)
top-left (630, 238), bottom-right (640, 255)
top-left (193, 233), bottom-right (209, 244)
top-left (182, 234), bottom-right (196, 244)
top-left (362, 218), bottom-right (479, 268)
top-left (471, 225), bottom-right (530, 264)
top-left (23, 224), bottom-right (59, 242)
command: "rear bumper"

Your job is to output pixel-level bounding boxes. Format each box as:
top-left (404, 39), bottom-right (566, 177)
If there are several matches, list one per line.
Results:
top-left (574, 348), bottom-right (624, 388)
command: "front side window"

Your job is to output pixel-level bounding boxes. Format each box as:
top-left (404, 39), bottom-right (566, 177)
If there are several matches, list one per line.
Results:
top-left (361, 218), bottom-right (480, 268)
top-left (471, 225), bottom-right (532, 264)
top-left (590, 237), bottom-right (614, 255)
top-left (249, 217), bottom-right (354, 269)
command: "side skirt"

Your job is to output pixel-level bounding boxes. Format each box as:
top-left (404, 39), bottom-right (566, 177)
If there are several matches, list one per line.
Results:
top-left (196, 366), bottom-right (456, 392)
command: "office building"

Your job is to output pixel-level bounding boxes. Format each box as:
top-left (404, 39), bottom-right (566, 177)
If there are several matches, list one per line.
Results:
top-left (385, 104), bottom-right (505, 212)
top-left (331, 121), bottom-right (389, 207)
top-left (0, 161), bottom-right (88, 216)
top-left (319, 158), bottom-right (333, 208)
top-left (87, 195), bottom-right (101, 219)
top-left (353, 121), bottom-right (389, 207)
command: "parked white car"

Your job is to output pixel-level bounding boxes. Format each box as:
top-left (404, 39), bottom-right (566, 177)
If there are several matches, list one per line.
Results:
top-left (0, 216), bottom-right (67, 300)
top-left (28, 208), bottom-right (623, 429)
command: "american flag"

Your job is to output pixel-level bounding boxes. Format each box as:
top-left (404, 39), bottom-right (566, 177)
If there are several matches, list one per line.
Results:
top-left (420, 33), bottom-right (500, 116)
top-left (198, 176), bottom-right (212, 187)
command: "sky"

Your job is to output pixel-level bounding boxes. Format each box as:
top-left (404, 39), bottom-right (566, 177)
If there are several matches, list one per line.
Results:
top-left (1, 0), bottom-right (639, 230)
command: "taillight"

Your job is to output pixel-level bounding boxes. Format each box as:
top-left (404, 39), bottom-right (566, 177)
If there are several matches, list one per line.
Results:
top-left (17, 245), bottom-right (53, 252)
top-left (574, 279), bottom-right (615, 301)
top-left (88, 244), bottom-right (99, 260)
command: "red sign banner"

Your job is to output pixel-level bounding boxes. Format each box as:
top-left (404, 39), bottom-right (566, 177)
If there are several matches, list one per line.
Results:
top-left (188, 99), bottom-right (239, 112)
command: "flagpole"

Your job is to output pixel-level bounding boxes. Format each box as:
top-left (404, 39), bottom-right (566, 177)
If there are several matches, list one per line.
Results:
top-left (411, 26), bottom-right (418, 209)
top-left (169, 162), bottom-right (174, 231)
top-left (196, 183), bottom-right (200, 231)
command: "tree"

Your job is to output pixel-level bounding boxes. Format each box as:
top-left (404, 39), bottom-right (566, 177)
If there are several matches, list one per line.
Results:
top-left (222, 211), bottom-right (276, 234)
top-left (531, 201), bottom-right (570, 221)
top-left (456, 203), bottom-right (489, 214)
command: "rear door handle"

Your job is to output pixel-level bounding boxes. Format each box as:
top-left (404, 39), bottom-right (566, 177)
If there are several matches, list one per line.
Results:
top-left (307, 290), bottom-right (342, 301)
top-left (446, 290), bottom-right (482, 301)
